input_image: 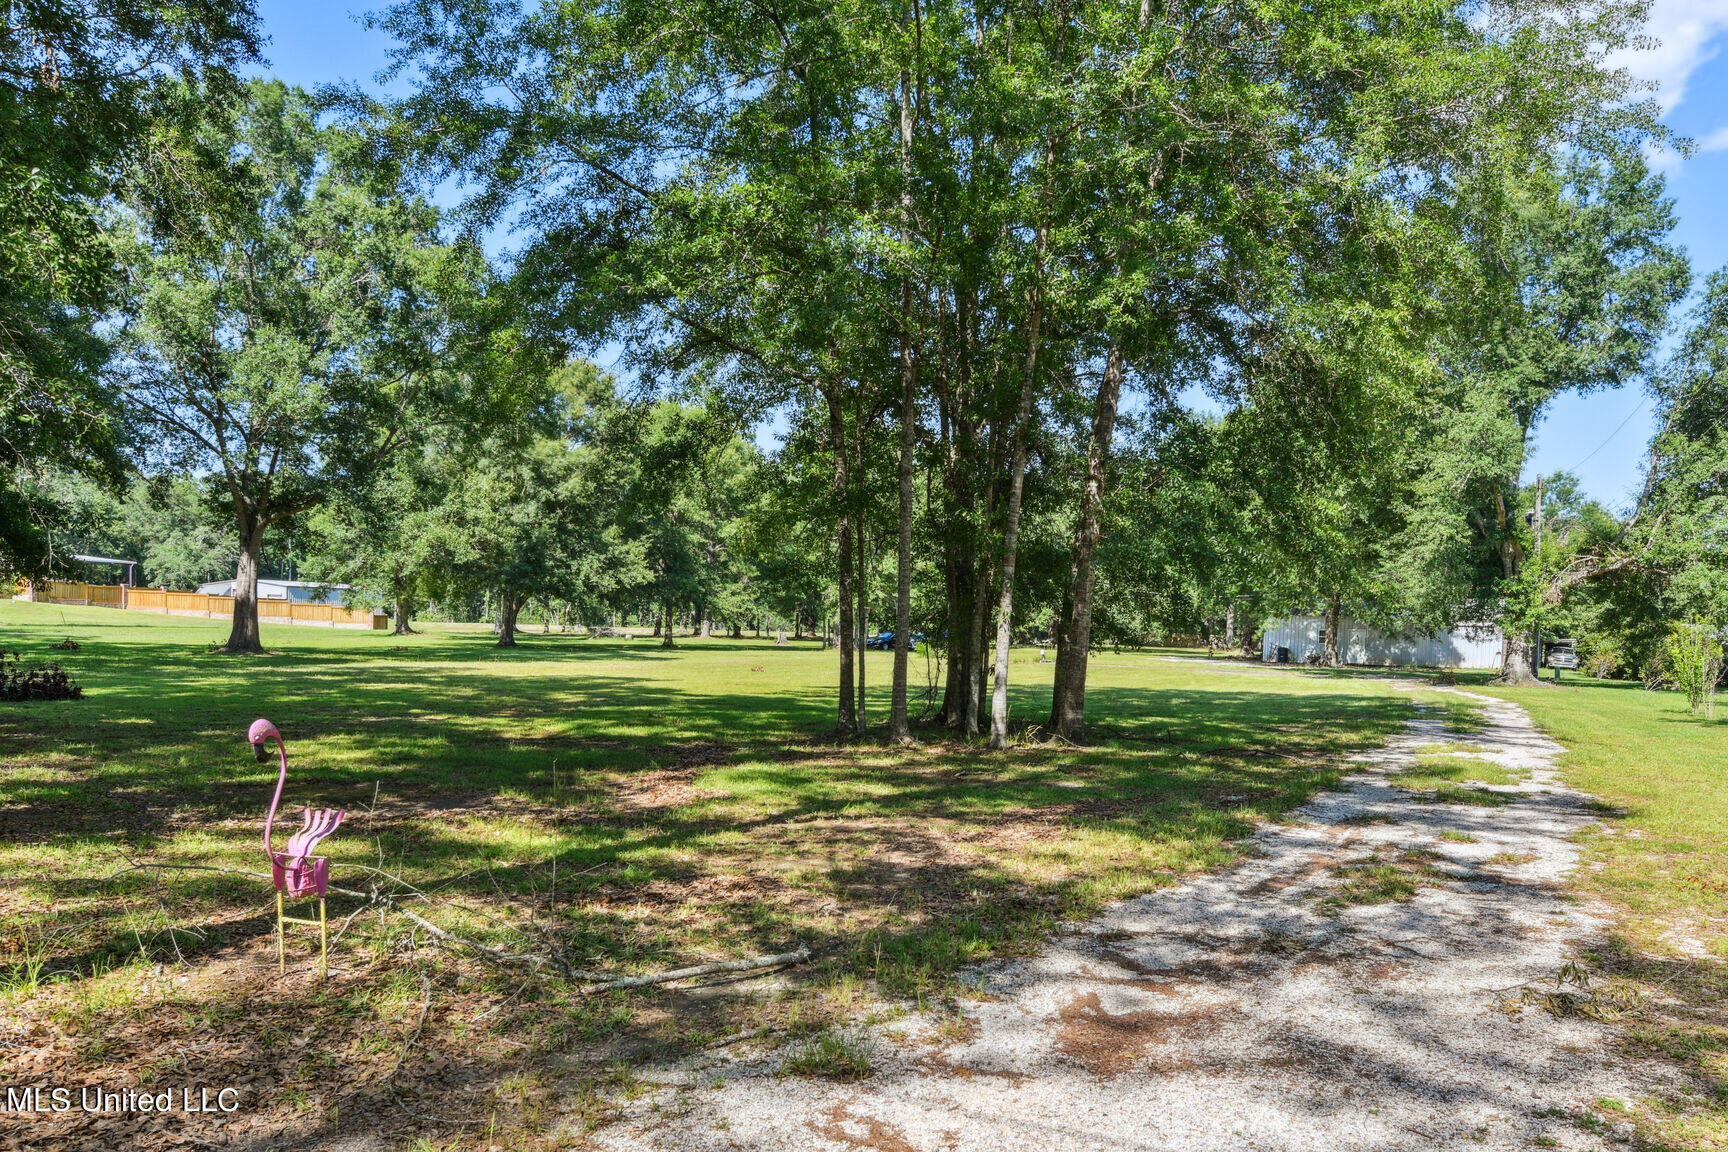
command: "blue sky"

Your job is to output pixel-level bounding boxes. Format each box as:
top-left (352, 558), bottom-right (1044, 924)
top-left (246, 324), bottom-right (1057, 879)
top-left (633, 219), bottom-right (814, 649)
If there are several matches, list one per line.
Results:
top-left (255, 0), bottom-right (1728, 508)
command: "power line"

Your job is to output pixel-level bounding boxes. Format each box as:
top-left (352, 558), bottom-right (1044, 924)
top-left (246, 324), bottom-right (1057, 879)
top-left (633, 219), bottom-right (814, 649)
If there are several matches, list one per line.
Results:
top-left (1562, 395), bottom-right (1649, 474)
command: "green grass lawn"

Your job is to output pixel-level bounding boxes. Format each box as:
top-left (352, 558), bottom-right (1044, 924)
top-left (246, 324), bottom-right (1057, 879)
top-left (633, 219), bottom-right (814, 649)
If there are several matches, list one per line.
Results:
top-left (1467, 672), bottom-right (1728, 1151)
top-left (0, 600), bottom-right (1476, 1147)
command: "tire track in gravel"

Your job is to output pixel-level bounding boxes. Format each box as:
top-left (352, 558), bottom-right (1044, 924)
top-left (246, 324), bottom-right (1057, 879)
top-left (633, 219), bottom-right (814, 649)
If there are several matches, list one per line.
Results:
top-left (592, 685), bottom-right (1678, 1152)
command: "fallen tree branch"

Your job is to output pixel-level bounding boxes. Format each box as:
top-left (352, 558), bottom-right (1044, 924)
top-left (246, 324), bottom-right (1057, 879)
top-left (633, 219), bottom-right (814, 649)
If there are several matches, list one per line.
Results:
top-left (108, 862), bottom-right (813, 994)
top-left (107, 861), bottom-right (606, 981)
top-left (340, 884), bottom-right (603, 980)
top-left (579, 945), bottom-right (812, 994)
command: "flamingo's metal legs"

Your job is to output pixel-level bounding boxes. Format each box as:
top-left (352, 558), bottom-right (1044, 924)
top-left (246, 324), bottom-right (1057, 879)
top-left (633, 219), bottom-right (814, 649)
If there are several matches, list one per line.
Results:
top-left (276, 893), bottom-right (331, 979)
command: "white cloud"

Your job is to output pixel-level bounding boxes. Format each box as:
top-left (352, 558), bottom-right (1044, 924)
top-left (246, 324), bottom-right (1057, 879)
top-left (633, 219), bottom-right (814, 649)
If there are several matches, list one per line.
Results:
top-left (1606, 0), bottom-right (1728, 112)
top-left (1644, 139), bottom-right (1688, 174)
top-left (1701, 124), bottom-right (1728, 151)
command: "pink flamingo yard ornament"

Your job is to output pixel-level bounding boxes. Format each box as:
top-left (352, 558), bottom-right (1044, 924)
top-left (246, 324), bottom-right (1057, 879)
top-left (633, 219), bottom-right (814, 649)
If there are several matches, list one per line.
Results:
top-left (250, 718), bottom-right (344, 978)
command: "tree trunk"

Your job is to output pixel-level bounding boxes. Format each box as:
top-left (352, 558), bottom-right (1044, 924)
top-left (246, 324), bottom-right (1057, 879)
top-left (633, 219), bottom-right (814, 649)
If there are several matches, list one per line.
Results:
top-left (1224, 604), bottom-right (1235, 649)
top-left (889, 62), bottom-right (918, 747)
top-left (829, 387), bottom-right (859, 735)
top-left (962, 561), bottom-right (989, 735)
top-left (497, 590), bottom-right (520, 647)
top-left (987, 104), bottom-right (1062, 750)
top-left (988, 328), bottom-right (1042, 749)
top-left (661, 601), bottom-right (676, 647)
top-left (1322, 595), bottom-right (1341, 667)
top-left (987, 472), bottom-right (1030, 750)
top-left (1491, 489), bottom-right (1533, 682)
top-left (1497, 631), bottom-right (1539, 683)
top-left (389, 576), bottom-right (416, 635)
top-left (940, 542), bottom-right (974, 727)
top-left (223, 516), bottom-right (267, 655)
top-left (968, 410), bottom-right (1005, 738)
top-left (988, 225), bottom-right (1052, 748)
top-left (856, 514), bottom-right (867, 726)
top-left (939, 278), bottom-right (981, 733)
top-left (1048, 338), bottom-right (1124, 742)
top-left (1049, 580), bottom-right (1074, 725)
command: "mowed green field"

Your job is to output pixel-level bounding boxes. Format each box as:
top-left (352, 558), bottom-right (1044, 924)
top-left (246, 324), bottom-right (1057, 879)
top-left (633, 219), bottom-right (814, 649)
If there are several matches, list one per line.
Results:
top-left (0, 600), bottom-right (1472, 1144)
top-left (0, 600), bottom-right (1465, 971)
top-left (1473, 675), bottom-right (1728, 957)
top-left (1471, 673), bottom-right (1728, 1150)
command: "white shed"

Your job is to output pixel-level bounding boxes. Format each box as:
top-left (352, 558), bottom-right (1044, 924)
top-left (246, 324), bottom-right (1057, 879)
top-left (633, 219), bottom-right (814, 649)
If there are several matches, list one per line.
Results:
top-left (1261, 616), bottom-right (1502, 669)
top-left (195, 578), bottom-right (351, 603)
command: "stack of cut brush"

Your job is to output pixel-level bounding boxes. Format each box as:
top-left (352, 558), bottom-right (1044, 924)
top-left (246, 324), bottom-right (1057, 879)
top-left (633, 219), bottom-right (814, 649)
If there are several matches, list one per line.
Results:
top-left (0, 651), bottom-right (82, 701)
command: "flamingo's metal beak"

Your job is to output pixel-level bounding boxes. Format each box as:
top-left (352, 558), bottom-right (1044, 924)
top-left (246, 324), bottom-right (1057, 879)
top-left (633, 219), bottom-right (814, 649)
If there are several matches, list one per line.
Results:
top-left (252, 740), bottom-right (270, 763)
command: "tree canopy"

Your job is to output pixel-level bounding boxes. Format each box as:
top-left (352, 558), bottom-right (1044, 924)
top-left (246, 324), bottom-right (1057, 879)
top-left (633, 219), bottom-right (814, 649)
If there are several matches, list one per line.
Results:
top-left (0, 0), bottom-right (260, 575)
top-left (11, 0), bottom-right (1720, 720)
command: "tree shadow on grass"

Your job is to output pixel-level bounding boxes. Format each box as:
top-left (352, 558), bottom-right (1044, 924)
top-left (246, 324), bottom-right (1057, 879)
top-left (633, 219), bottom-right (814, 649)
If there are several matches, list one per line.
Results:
top-left (12, 675), bottom-right (1417, 982)
top-left (0, 616), bottom-right (1450, 1151)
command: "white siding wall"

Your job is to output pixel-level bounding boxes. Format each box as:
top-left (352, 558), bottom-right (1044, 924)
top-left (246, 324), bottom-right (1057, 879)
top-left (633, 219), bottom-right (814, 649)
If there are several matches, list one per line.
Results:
top-left (195, 579), bottom-right (345, 602)
top-left (1260, 616), bottom-right (1503, 669)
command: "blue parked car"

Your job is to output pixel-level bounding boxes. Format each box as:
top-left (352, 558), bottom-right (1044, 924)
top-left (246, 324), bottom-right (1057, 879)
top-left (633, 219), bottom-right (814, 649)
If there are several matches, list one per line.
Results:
top-left (864, 631), bottom-right (927, 651)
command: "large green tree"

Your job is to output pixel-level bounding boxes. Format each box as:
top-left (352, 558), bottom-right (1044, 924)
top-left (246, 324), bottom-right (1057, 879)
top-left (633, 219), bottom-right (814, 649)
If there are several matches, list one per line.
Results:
top-left (370, 0), bottom-right (1673, 738)
top-left (1388, 151), bottom-right (1689, 681)
top-left (0, 0), bottom-right (260, 575)
top-left (35, 467), bottom-right (239, 588)
top-left (114, 80), bottom-right (519, 652)
top-left (1643, 270), bottom-right (1728, 627)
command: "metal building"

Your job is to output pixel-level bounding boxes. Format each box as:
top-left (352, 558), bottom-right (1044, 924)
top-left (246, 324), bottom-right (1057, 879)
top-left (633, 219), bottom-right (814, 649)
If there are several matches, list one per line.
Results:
top-left (195, 578), bottom-right (352, 603)
top-left (1260, 616), bottom-right (1503, 669)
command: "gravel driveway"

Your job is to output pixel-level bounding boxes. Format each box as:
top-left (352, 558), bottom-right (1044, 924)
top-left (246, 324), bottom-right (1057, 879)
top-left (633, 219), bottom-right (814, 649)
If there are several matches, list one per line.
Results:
top-left (593, 686), bottom-right (1673, 1152)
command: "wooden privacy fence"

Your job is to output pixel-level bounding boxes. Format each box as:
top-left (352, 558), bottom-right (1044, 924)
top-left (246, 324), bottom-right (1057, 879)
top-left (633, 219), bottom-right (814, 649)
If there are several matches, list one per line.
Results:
top-left (23, 581), bottom-right (387, 630)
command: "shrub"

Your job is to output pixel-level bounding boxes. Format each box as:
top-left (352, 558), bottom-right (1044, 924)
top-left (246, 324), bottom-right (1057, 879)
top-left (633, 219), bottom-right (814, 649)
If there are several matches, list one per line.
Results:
top-left (1575, 636), bottom-right (1623, 680)
top-left (0, 651), bottom-right (83, 701)
top-left (1665, 621), bottom-right (1724, 718)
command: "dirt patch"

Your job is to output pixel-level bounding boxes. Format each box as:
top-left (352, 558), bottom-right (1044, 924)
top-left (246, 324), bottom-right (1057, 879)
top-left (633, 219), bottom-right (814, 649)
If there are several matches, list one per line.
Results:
top-left (1093, 943), bottom-right (1262, 987)
top-left (636, 870), bottom-right (776, 906)
top-left (613, 768), bottom-right (728, 812)
top-left (1052, 991), bottom-right (1231, 1076)
top-left (1072, 964), bottom-right (1200, 992)
top-left (806, 1101), bottom-right (919, 1152)
top-left (1260, 1027), bottom-right (1371, 1078)
top-left (1243, 855), bottom-right (1333, 896)
top-left (916, 1050), bottom-right (1027, 1085)
top-left (1359, 958), bottom-right (1412, 981)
